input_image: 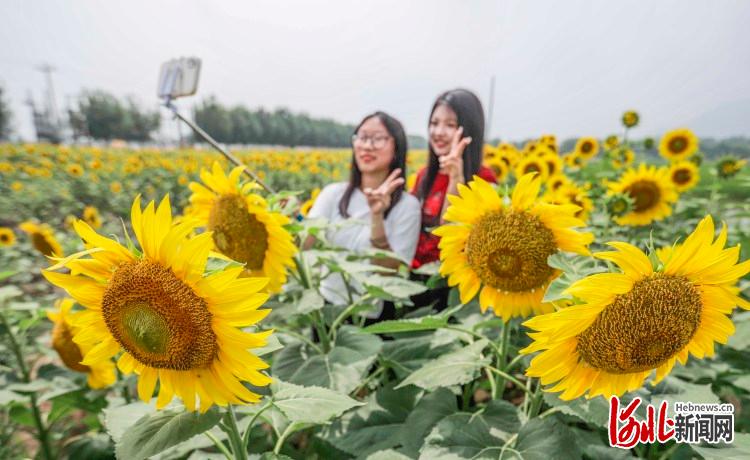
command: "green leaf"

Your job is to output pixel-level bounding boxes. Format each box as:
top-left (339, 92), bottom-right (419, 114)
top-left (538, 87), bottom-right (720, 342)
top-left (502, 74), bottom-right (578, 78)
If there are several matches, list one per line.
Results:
top-left (63, 433), bottom-right (114, 460)
top-left (400, 388), bottom-right (458, 457)
top-left (380, 334), bottom-right (458, 379)
top-left (256, 334), bottom-right (284, 357)
top-left (103, 401), bottom-right (155, 444)
top-left (513, 416), bottom-right (581, 460)
top-left (419, 400), bottom-right (520, 460)
top-left (396, 339), bottom-right (490, 390)
top-left (0, 389), bottom-right (24, 406)
top-left (297, 289), bottom-right (325, 315)
top-left (115, 406), bottom-right (222, 460)
top-left (272, 380), bottom-right (363, 424)
top-left (0, 271), bottom-right (16, 281)
top-left (321, 384), bottom-right (421, 456)
top-left (691, 432), bottom-right (750, 459)
top-left (362, 315), bottom-right (448, 334)
top-left (272, 326), bottom-right (382, 393)
top-left (361, 275), bottom-right (427, 302)
top-left (365, 449), bottom-right (412, 460)
top-left (543, 392), bottom-right (611, 427)
top-left (0, 285), bottom-right (22, 303)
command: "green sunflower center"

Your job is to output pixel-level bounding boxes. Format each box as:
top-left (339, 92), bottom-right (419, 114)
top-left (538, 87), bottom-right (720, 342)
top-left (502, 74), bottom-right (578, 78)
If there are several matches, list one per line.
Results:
top-left (668, 136), bottom-right (688, 154)
top-left (625, 180), bottom-right (661, 212)
top-left (576, 274), bottom-right (702, 374)
top-left (208, 194), bottom-right (269, 270)
top-left (465, 211), bottom-right (557, 292)
top-left (102, 260), bottom-right (217, 370)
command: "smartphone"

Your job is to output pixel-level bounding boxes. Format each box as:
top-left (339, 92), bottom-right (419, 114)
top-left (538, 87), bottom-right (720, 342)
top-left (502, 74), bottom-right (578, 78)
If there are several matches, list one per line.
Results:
top-left (157, 57), bottom-right (201, 100)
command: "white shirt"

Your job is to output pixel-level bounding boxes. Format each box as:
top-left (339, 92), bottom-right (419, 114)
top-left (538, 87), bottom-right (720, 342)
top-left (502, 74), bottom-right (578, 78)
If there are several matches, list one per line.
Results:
top-left (307, 181), bottom-right (421, 307)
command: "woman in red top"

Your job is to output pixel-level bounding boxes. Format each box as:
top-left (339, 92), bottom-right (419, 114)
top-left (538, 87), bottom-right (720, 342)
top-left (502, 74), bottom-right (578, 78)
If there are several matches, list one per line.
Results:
top-left (410, 89), bottom-right (497, 310)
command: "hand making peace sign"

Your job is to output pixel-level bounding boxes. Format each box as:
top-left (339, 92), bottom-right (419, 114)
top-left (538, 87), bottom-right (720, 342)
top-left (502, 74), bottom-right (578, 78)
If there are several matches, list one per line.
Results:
top-left (363, 168), bottom-right (405, 216)
top-left (438, 126), bottom-right (472, 183)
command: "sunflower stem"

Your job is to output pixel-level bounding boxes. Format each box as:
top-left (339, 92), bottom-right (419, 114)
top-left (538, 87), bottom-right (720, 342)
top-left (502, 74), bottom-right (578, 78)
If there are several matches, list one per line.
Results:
top-left (526, 379), bottom-right (544, 418)
top-left (493, 323), bottom-right (512, 399)
top-left (273, 422), bottom-right (299, 455)
top-left (241, 400), bottom-right (272, 450)
top-left (485, 366), bottom-right (532, 396)
top-left (222, 405), bottom-right (248, 460)
top-left (205, 431), bottom-right (234, 460)
top-left (0, 311), bottom-right (54, 460)
top-left (485, 367), bottom-right (498, 400)
top-left (312, 311), bottom-right (331, 353)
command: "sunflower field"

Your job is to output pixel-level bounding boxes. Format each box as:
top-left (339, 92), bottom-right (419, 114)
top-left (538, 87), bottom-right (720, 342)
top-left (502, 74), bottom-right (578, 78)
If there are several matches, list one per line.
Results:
top-left (1, 118), bottom-right (750, 460)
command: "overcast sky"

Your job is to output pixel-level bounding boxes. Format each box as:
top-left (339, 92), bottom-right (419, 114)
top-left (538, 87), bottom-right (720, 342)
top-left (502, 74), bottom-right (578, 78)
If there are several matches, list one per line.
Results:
top-left (2, 0), bottom-right (749, 142)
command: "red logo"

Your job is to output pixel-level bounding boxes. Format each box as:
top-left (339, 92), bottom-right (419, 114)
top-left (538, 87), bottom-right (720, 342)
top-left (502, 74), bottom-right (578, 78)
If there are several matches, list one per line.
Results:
top-left (608, 396), bottom-right (675, 448)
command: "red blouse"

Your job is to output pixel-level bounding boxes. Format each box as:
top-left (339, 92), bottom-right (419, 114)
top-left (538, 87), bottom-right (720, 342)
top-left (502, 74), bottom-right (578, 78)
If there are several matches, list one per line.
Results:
top-left (410, 166), bottom-right (497, 268)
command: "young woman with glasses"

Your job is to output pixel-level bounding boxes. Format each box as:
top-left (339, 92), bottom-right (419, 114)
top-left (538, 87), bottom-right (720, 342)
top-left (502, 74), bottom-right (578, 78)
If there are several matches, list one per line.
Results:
top-left (304, 111), bottom-right (421, 321)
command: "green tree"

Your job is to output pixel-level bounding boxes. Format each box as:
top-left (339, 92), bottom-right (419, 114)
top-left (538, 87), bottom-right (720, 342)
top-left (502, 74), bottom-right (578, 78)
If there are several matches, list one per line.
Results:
top-left (0, 85), bottom-right (12, 140)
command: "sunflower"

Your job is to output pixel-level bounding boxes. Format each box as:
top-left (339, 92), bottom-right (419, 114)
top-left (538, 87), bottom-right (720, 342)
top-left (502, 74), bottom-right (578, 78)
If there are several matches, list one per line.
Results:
top-left (486, 158), bottom-right (510, 183)
top-left (67, 164), bottom-right (84, 177)
top-left (483, 145), bottom-right (499, 161)
top-left (515, 156), bottom-right (549, 182)
top-left (610, 147), bottom-right (635, 169)
top-left (659, 128), bottom-right (699, 161)
top-left (545, 174), bottom-right (570, 194)
top-left (549, 184), bottom-right (594, 222)
top-left (433, 174), bottom-right (593, 321)
top-left (11, 181), bottom-right (23, 192)
top-left (83, 206), bottom-right (102, 229)
top-left (522, 216), bottom-right (750, 400)
top-left (19, 221), bottom-right (64, 257)
top-left (110, 181), bottom-right (123, 194)
top-left (300, 188), bottom-right (321, 217)
top-left (668, 161), bottom-right (700, 192)
top-left (0, 227), bottom-right (15, 246)
top-left (43, 196), bottom-right (273, 412)
top-left (622, 110), bottom-right (639, 128)
top-left (603, 136), bottom-right (619, 151)
top-left (575, 137), bottom-right (599, 159)
top-left (607, 164), bottom-right (678, 226)
top-left (406, 173), bottom-right (418, 191)
top-left (540, 152), bottom-right (564, 178)
top-left (47, 298), bottom-right (116, 389)
top-left (716, 156), bottom-right (746, 179)
top-left (187, 162), bottom-right (297, 293)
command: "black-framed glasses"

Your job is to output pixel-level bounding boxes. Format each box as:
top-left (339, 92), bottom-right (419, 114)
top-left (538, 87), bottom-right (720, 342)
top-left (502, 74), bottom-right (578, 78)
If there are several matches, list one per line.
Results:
top-left (352, 134), bottom-right (391, 149)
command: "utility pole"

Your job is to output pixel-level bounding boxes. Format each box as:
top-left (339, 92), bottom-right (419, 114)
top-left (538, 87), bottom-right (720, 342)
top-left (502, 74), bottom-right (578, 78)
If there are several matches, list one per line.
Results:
top-left (28, 63), bottom-right (63, 143)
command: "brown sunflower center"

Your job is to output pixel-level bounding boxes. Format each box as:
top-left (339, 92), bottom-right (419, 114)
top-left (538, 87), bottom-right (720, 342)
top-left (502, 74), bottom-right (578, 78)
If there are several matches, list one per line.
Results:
top-left (546, 160), bottom-right (557, 175)
top-left (523, 162), bottom-right (542, 175)
top-left (465, 211), bottom-right (557, 292)
top-left (668, 136), bottom-right (688, 154)
top-left (576, 274), bottom-right (701, 374)
top-left (208, 194), bottom-right (269, 270)
top-left (52, 322), bottom-right (90, 373)
top-left (102, 260), bottom-right (217, 370)
top-left (0, 233), bottom-right (10, 243)
top-left (624, 180), bottom-right (661, 212)
top-left (31, 232), bottom-right (56, 257)
top-left (580, 142), bottom-right (593, 153)
top-left (672, 168), bottom-right (692, 185)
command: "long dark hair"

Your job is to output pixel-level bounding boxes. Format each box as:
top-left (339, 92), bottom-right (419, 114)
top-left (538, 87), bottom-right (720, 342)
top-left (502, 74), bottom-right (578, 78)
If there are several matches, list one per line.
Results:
top-left (339, 111), bottom-right (408, 219)
top-left (416, 89), bottom-right (485, 202)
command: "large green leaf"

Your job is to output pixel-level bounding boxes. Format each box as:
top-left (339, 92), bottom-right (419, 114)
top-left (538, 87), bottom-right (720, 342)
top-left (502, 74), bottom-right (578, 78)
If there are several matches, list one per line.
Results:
top-left (103, 401), bottom-right (155, 444)
top-left (418, 400), bottom-right (519, 459)
top-left (272, 326), bottom-right (382, 393)
top-left (362, 315), bottom-right (448, 334)
top-left (297, 289), bottom-right (325, 315)
top-left (396, 340), bottom-right (490, 390)
top-left (543, 392), bottom-right (611, 427)
top-left (380, 334), bottom-right (458, 379)
top-left (272, 380), bottom-right (363, 424)
top-left (691, 432), bottom-right (750, 459)
top-left (400, 388), bottom-right (457, 457)
top-left (360, 275), bottom-right (427, 302)
top-left (321, 384), bottom-right (421, 456)
top-left (512, 416), bottom-right (581, 460)
top-left (115, 406), bottom-right (222, 460)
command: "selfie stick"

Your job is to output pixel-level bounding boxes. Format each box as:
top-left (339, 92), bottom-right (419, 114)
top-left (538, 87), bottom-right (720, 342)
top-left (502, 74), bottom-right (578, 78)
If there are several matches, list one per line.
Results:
top-left (158, 60), bottom-right (274, 194)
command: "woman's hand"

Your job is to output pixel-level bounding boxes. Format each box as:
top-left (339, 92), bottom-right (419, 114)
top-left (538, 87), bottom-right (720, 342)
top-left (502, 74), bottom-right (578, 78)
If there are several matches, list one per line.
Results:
top-left (363, 168), bottom-right (405, 216)
top-left (438, 126), bottom-right (472, 183)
